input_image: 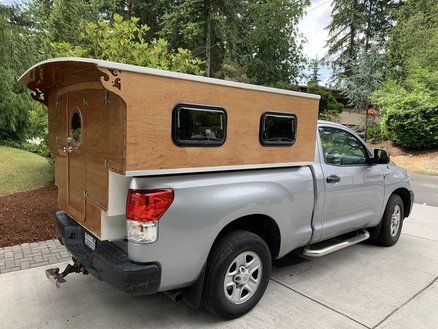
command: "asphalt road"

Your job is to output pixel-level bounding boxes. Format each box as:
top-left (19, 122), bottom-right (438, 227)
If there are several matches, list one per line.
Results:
top-left (410, 173), bottom-right (438, 206)
top-left (1, 204), bottom-right (437, 329)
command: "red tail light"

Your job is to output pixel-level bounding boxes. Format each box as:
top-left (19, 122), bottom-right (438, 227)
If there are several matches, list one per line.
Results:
top-left (126, 189), bottom-right (174, 222)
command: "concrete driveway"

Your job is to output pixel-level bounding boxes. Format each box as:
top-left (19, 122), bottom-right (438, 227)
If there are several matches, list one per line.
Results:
top-left (0, 204), bottom-right (437, 329)
top-left (410, 173), bottom-right (438, 206)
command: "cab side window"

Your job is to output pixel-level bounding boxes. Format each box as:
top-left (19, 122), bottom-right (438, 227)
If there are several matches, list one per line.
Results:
top-left (319, 127), bottom-right (368, 166)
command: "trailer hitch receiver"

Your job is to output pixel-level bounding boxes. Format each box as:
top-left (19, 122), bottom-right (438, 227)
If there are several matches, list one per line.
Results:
top-left (45, 257), bottom-right (88, 289)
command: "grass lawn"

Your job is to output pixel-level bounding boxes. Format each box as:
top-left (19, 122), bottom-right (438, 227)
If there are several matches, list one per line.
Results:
top-left (0, 146), bottom-right (54, 196)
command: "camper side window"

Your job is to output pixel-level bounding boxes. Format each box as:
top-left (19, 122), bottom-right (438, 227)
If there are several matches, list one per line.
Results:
top-left (172, 104), bottom-right (227, 146)
top-left (260, 112), bottom-right (297, 146)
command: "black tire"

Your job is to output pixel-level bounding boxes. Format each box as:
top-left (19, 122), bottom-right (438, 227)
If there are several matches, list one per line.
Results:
top-left (375, 194), bottom-right (404, 246)
top-left (202, 230), bottom-right (271, 319)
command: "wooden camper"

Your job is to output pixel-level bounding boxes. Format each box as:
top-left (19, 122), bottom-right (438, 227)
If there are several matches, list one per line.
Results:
top-left (19, 58), bottom-right (320, 237)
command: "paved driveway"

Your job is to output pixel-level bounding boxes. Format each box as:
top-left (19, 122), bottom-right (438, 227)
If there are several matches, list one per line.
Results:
top-left (0, 204), bottom-right (437, 329)
top-left (410, 173), bottom-right (438, 206)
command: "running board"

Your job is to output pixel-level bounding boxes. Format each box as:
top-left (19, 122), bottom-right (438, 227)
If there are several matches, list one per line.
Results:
top-left (303, 230), bottom-right (370, 258)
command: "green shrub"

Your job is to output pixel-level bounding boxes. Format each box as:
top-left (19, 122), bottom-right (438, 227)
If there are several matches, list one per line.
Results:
top-left (366, 123), bottom-right (387, 143)
top-left (28, 104), bottom-right (48, 139)
top-left (0, 135), bottom-right (52, 157)
top-left (307, 86), bottom-right (343, 120)
top-left (386, 107), bottom-right (438, 149)
top-left (371, 64), bottom-right (438, 149)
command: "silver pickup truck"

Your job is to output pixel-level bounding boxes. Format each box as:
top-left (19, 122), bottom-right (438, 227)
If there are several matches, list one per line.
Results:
top-left (56, 120), bottom-right (413, 319)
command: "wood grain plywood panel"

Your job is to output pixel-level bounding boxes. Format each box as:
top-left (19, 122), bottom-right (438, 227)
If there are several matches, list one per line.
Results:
top-left (107, 93), bottom-right (126, 173)
top-left (53, 93), bottom-right (68, 210)
top-left (121, 72), bottom-right (318, 172)
top-left (67, 91), bottom-right (87, 222)
top-left (85, 200), bottom-right (102, 238)
top-left (55, 153), bottom-right (68, 210)
top-left (85, 89), bottom-right (108, 210)
top-left (53, 93), bottom-right (68, 155)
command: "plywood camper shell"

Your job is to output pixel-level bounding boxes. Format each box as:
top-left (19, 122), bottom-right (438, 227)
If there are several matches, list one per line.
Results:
top-left (19, 57), bottom-right (320, 237)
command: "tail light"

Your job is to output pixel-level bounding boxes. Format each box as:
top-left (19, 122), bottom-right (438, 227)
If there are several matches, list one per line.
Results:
top-left (126, 189), bottom-right (174, 243)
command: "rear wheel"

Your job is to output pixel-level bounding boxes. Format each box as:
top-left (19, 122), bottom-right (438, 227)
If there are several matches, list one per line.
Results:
top-left (375, 194), bottom-right (404, 246)
top-left (202, 230), bottom-right (271, 319)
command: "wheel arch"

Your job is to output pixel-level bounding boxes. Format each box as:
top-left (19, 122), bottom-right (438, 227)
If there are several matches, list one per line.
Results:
top-left (182, 214), bottom-right (281, 310)
top-left (391, 187), bottom-right (412, 217)
top-left (210, 214), bottom-right (281, 260)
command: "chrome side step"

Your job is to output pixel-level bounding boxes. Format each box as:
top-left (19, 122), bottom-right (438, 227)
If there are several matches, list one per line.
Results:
top-left (303, 230), bottom-right (370, 258)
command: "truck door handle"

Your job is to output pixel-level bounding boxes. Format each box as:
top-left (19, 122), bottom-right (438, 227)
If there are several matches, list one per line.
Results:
top-left (326, 175), bottom-right (341, 183)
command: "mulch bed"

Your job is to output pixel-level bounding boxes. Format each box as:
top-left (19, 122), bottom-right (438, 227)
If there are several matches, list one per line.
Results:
top-left (369, 140), bottom-right (438, 157)
top-left (0, 183), bottom-right (58, 248)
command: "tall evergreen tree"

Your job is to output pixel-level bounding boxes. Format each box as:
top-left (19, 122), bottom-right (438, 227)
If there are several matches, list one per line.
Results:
top-left (241, 0), bottom-right (309, 86)
top-left (28, 0), bottom-right (104, 46)
top-left (159, 0), bottom-right (309, 85)
top-left (325, 0), bottom-right (364, 74)
top-left (308, 58), bottom-right (320, 85)
top-left (0, 4), bottom-right (39, 141)
top-left (159, 0), bottom-right (241, 77)
top-left (386, 0), bottom-right (438, 78)
top-left (325, 0), bottom-right (399, 76)
top-left (342, 43), bottom-right (384, 138)
top-left (94, 0), bottom-right (167, 38)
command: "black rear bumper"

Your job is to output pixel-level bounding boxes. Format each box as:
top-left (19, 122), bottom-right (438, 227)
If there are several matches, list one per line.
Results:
top-left (56, 211), bottom-right (160, 295)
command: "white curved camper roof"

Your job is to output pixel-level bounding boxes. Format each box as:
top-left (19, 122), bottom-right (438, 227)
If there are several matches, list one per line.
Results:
top-left (19, 57), bottom-right (320, 100)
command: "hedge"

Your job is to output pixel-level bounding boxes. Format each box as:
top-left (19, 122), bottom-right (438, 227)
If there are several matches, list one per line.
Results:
top-left (385, 107), bottom-right (438, 149)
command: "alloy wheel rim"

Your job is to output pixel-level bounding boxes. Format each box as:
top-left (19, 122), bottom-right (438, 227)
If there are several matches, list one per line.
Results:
top-left (223, 251), bottom-right (262, 305)
top-left (390, 204), bottom-right (401, 237)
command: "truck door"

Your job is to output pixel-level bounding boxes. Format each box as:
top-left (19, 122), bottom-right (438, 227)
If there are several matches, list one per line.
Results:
top-left (318, 125), bottom-right (384, 240)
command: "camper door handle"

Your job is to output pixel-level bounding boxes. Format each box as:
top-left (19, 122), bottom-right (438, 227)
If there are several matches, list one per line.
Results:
top-left (63, 146), bottom-right (73, 153)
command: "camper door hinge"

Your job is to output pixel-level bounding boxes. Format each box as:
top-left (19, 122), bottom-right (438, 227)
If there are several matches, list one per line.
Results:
top-left (104, 92), bottom-right (111, 104)
top-left (82, 191), bottom-right (88, 199)
top-left (56, 99), bottom-right (60, 109)
top-left (83, 98), bottom-right (88, 106)
top-left (104, 160), bottom-right (110, 168)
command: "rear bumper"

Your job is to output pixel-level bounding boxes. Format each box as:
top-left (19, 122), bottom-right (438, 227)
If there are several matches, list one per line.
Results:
top-left (56, 211), bottom-right (160, 295)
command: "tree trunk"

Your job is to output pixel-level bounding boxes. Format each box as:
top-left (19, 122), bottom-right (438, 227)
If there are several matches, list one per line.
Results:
top-left (364, 100), bottom-right (370, 141)
top-left (364, 0), bottom-right (373, 53)
top-left (205, 7), bottom-right (212, 77)
top-left (127, 0), bottom-right (134, 17)
top-left (349, 0), bottom-right (359, 60)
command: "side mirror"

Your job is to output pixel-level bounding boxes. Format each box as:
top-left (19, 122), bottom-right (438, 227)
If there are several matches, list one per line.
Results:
top-left (374, 149), bottom-right (390, 164)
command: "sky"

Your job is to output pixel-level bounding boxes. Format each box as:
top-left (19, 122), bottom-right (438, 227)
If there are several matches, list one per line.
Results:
top-left (298, 0), bottom-right (334, 85)
top-left (2, 0), bottom-right (333, 84)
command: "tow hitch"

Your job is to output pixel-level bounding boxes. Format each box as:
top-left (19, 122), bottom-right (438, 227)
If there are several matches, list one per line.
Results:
top-left (45, 257), bottom-right (88, 289)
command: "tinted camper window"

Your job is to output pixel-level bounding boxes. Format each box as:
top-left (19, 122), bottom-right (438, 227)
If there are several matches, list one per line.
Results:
top-left (260, 112), bottom-right (297, 146)
top-left (173, 104), bottom-right (227, 146)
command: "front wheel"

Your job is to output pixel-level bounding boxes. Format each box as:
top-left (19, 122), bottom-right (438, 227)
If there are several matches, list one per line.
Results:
top-left (375, 194), bottom-right (405, 246)
top-left (202, 230), bottom-right (271, 319)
